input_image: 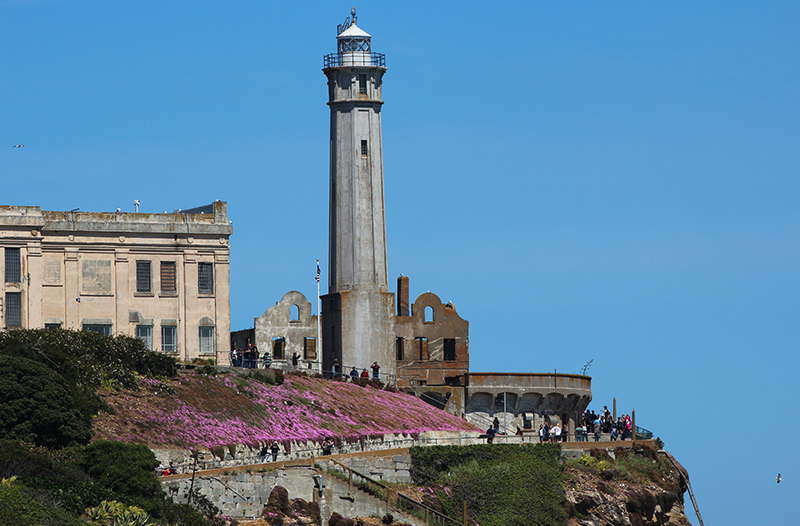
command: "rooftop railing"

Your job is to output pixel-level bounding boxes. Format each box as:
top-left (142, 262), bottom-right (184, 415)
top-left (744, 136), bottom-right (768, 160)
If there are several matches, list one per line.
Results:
top-left (323, 52), bottom-right (385, 68)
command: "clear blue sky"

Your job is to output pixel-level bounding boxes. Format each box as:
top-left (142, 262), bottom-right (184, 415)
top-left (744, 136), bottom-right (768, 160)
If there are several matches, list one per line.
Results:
top-left (3, 1), bottom-right (799, 523)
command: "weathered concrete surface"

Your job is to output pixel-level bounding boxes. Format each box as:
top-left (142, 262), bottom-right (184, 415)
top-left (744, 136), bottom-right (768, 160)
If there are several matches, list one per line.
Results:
top-left (0, 203), bottom-right (232, 364)
top-left (254, 290), bottom-right (319, 370)
top-left (151, 432), bottom-right (485, 474)
top-left (465, 372), bottom-right (592, 435)
top-left (322, 22), bottom-right (396, 382)
top-left (162, 465), bottom-right (317, 519)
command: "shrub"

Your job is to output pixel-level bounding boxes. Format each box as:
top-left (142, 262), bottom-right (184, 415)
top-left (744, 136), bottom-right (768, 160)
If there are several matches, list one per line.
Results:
top-left (200, 365), bottom-right (218, 376)
top-left (577, 454), bottom-right (596, 469)
top-left (0, 477), bottom-right (44, 526)
top-left (0, 329), bottom-right (176, 391)
top-left (79, 441), bottom-right (163, 516)
top-left (83, 499), bottom-right (155, 525)
top-left (0, 356), bottom-right (93, 448)
top-left (162, 498), bottom-right (220, 526)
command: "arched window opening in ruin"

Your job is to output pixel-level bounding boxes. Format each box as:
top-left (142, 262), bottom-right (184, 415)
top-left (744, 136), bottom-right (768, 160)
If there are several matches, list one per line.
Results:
top-left (424, 306), bottom-right (434, 322)
top-left (290, 304), bottom-right (300, 321)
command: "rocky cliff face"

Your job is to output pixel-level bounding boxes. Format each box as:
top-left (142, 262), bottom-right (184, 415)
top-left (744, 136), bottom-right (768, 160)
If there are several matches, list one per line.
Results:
top-left (565, 447), bottom-right (691, 526)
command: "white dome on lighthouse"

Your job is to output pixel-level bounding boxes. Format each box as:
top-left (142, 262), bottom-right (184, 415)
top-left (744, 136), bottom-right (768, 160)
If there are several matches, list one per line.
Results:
top-left (337, 23), bottom-right (371, 39)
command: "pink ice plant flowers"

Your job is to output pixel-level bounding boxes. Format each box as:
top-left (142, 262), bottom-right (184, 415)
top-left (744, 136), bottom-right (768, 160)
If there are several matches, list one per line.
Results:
top-left (98, 373), bottom-right (479, 449)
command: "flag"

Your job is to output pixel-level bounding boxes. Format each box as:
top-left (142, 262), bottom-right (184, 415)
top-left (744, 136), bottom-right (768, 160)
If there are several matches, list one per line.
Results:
top-left (316, 260), bottom-right (320, 283)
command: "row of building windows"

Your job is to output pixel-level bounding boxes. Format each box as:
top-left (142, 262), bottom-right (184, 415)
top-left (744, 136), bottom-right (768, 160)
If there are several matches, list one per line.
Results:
top-left (119, 324), bottom-right (212, 355)
top-left (136, 261), bottom-right (213, 295)
top-left (3, 249), bottom-right (214, 296)
top-left (395, 337), bottom-right (457, 361)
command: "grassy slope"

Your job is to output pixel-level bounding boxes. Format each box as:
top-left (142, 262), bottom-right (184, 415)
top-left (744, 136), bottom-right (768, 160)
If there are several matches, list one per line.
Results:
top-left (93, 371), bottom-right (479, 449)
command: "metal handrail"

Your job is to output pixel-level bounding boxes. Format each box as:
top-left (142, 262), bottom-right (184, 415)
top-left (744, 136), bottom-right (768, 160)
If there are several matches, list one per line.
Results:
top-left (323, 52), bottom-right (386, 68)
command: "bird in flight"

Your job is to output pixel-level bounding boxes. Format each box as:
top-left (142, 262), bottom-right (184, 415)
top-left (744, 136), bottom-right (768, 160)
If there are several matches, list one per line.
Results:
top-left (776, 473), bottom-right (781, 484)
top-left (13, 144), bottom-right (24, 148)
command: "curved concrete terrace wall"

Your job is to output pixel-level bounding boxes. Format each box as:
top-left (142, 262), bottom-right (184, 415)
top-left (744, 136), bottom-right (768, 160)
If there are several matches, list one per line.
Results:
top-left (465, 372), bottom-right (592, 431)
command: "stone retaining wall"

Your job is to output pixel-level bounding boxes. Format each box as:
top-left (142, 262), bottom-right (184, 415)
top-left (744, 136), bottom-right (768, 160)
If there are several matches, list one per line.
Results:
top-left (161, 466), bottom-right (316, 519)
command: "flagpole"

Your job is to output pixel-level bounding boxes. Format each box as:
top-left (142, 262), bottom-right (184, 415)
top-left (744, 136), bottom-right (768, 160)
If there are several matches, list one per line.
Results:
top-left (316, 259), bottom-right (322, 375)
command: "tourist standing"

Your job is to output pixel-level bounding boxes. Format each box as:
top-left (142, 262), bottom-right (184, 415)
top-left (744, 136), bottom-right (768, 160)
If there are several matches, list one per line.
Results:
top-left (371, 361), bottom-right (380, 380)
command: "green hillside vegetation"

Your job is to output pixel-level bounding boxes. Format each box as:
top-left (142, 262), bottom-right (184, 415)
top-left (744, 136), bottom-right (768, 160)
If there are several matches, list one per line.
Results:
top-left (405, 443), bottom-right (684, 526)
top-left (0, 440), bottom-right (217, 526)
top-left (410, 443), bottom-right (568, 526)
top-left (0, 329), bottom-right (175, 449)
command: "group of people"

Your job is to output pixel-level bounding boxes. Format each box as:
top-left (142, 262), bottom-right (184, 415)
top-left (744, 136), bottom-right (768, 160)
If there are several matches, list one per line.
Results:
top-left (231, 343), bottom-right (266, 368)
top-left (231, 345), bottom-right (308, 371)
top-left (537, 422), bottom-right (566, 443)
top-left (259, 442), bottom-right (282, 463)
top-left (330, 359), bottom-right (381, 381)
top-left (259, 437), bottom-right (336, 463)
top-left (574, 406), bottom-right (633, 442)
top-left (156, 462), bottom-right (177, 476)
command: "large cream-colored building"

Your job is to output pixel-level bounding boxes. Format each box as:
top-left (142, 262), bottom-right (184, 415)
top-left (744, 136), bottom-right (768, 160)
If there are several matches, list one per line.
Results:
top-left (0, 202), bottom-right (232, 364)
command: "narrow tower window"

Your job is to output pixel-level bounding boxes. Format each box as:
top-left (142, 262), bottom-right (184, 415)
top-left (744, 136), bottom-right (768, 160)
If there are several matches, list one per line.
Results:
top-left (358, 74), bottom-right (367, 94)
top-left (361, 140), bottom-right (368, 157)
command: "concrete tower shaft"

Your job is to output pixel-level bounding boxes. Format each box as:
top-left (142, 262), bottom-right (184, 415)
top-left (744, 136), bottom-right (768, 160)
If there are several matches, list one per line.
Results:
top-left (321, 12), bottom-right (395, 380)
top-left (324, 25), bottom-right (388, 294)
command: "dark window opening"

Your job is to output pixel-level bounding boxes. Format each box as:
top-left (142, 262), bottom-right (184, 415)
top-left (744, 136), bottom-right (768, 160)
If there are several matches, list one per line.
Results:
top-left (5, 292), bottom-right (21, 328)
top-left (5, 248), bottom-right (21, 283)
top-left (136, 261), bottom-right (151, 293)
top-left (523, 414), bottom-right (533, 430)
top-left (45, 323), bottom-right (61, 330)
top-left (359, 74), bottom-right (367, 94)
top-left (304, 337), bottom-right (316, 360)
top-left (198, 262), bottom-right (214, 295)
top-left (160, 261), bottom-right (176, 293)
top-left (361, 140), bottom-right (368, 157)
top-left (396, 337), bottom-right (404, 360)
top-left (416, 337), bottom-right (428, 360)
top-left (83, 324), bottom-right (112, 336)
top-left (273, 337), bottom-right (285, 360)
top-left (444, 338), bottom-right (456, 361)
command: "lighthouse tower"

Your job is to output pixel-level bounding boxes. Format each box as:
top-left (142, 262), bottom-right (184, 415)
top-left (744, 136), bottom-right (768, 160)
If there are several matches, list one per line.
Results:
top-left (321, 9), bottom-right (395, 380)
